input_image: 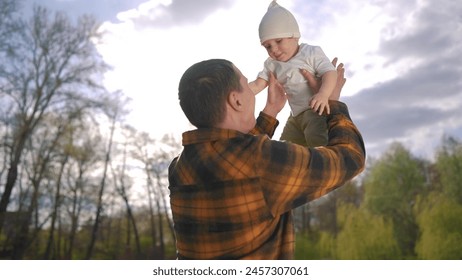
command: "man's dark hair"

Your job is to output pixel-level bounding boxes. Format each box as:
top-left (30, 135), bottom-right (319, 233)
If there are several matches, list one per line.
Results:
top-left (178, 59), bottom-right (242, 128)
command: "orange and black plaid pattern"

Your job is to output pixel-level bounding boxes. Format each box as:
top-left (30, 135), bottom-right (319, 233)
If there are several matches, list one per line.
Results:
top-left (168, 101), bottom-right (365, 259)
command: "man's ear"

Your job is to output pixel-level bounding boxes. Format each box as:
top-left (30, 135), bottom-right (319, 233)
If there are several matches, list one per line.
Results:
top-left (227, 91), bottom-right (243, 111)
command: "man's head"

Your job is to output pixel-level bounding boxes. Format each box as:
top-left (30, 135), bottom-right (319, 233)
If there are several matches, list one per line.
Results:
top-left (178, 59), bottom-right (256, 131)
top-left (258, 1), bottom-right (300, 44)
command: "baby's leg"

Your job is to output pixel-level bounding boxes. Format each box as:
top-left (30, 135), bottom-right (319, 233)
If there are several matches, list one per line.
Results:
top-left (301, 110), bottom-right (328, 148)
top-left (280, 115), bottom-right (307, 146)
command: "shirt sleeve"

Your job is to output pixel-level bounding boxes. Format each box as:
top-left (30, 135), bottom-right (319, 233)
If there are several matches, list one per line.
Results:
top-left (308, 45), bottom-right (336, 76)
top-left (257, 58), bottom-right (273, 82)
top-left (258, 101), bottom-right (366, 216)
top-left (249, 112), bottom-right (279, 138)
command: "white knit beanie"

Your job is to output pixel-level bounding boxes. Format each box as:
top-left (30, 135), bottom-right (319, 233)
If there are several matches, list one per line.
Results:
top-left (258, 0), bottom-right (301, 43)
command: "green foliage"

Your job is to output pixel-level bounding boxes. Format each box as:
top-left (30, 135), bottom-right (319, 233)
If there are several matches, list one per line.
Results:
top-left (295, 139), bottom-right (462, 260)
top-left (294, 233), bottom-right (320, 259)
top-left (335, 203), bottom-right (400, 259)
top-left (363, 143), bottom-right (425, 216)
top-left (362, 143), bottom-right (424, 257)
top-left (415, 193), bottom-right (462, 259)
top-left (435, 137), bottom-right (462, 203)
top-left (317, 231), bottom-right (336, 259)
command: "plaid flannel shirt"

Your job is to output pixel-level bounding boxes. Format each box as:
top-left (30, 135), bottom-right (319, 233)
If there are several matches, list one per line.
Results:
top-left (168, 101), bottom-right (365, 259)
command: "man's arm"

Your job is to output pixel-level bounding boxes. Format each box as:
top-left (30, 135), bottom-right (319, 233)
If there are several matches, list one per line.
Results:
top-left (260, 101), bottom-right (366, 216)
top-left (262, 72), bottom-right (287, 118)
top-left (249, 112), bottom-right (279, 137)
top-left (259, 58), bottom-right (365, 216)
top-left (249, 72), bottom-right (287, 137)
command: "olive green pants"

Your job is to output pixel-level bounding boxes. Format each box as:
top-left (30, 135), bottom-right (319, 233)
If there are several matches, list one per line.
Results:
top-left (280, 109), bottom-right (328, 147)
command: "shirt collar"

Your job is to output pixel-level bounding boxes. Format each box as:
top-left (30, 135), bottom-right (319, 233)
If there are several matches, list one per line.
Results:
top-left (182, 128), bottom-right (245, 146)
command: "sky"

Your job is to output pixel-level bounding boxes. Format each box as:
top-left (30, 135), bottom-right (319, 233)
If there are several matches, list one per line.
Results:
top-left (21, 0), bottom-right (462, 160)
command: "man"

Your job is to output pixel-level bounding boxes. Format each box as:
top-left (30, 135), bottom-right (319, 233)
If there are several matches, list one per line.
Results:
top-left (168, 58), bottom-right (365, 259)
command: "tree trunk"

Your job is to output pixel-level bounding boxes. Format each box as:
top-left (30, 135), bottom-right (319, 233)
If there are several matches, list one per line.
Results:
top-left (144, 166), bottom-right (158, 256)
top-left (156, 173), bottom-right (176, 247)
top-left (44, 155), bottom-right (68, 259)
top-left (0, 164), bottom-right (18, 216)
top-left (85, 117), bottom-right (116, 260)
top-left (155, 196), bottom-right (165, 259)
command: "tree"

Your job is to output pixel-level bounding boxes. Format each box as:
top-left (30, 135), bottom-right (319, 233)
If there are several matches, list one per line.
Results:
top-left (362, 143), bottom-right (426, 257)
top-left (43, 110), bottom-right (86, 259)
top-left (434, 136), bottom-right (462, 203)
top-left (336, 203), bottom-right (400, 259)
top-left (131, 132), bottom-right (179, 258)
top-left (62, 125), bottom-right (102, 259)
top-left (415, 193), bottom-right (462, 259)
top-left (85, 92), bottom-right (128, 259)
top-left (132, 131), bottom-right (158, 254)
top-left (110, 125), bottom-right (142, 258)
top-left (9, 112), bottom-right (70, 259)
top-left (0, 0), bottom-right (19, 52)
top-left (0, 5), bottom-right (108, 237)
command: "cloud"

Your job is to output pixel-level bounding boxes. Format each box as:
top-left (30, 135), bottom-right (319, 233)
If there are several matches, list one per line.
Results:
top-left (379, 0), bottom-right (461, 64)
top-left (23, 0), bottom-right (148, 22)
top-left (120, 0), bottom-right (235, 29)
top-left (344, 0), bottom-right (462, 158)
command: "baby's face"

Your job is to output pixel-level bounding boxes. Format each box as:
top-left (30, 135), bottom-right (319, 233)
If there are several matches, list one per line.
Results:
top-left (262, 37), bottom-right (299, 62)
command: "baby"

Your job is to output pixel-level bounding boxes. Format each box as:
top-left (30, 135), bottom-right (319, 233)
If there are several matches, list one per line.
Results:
top-left (249, 0), bottom-right (337, 147)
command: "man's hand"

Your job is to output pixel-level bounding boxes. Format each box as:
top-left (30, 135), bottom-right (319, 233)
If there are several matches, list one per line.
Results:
top-left (300, 57), bottom-right (347, 102)
top-left (330, 58), bottom-right (346, 101)
top-left (263, 72), bottom-right (287, 117)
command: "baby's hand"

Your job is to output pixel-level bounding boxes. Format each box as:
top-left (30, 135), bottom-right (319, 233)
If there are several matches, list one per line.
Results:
top-left (310, 92), bottom-right (330, 115)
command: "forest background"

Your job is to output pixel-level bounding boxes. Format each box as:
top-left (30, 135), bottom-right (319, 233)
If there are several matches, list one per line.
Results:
top-left (1, 1), bottom-right (461, 260)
